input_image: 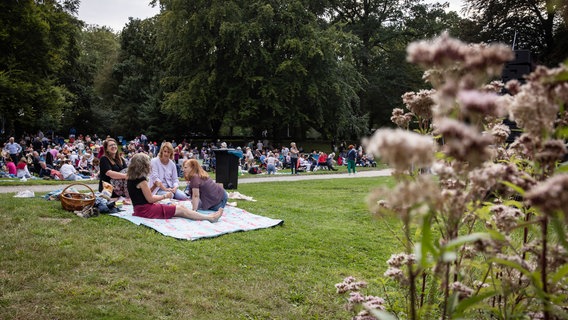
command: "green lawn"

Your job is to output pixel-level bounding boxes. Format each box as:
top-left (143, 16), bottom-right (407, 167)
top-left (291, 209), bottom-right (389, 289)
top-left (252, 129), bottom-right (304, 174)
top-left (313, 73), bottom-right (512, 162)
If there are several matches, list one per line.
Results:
top-left (0, 176), bottom-right (399, 320)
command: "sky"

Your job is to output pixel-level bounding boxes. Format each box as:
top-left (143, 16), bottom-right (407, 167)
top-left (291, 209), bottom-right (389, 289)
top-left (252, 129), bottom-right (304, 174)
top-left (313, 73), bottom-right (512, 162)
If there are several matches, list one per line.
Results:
top-left (77, 0), bottom-right (464, 32)
top-left (77, 0), bottom-right (160, 32)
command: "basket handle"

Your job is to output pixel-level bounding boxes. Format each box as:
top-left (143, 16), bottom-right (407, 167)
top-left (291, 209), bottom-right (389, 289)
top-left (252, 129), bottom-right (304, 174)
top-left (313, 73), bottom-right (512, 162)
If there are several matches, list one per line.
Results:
top-left (62, 182), bottom-right (96, 198)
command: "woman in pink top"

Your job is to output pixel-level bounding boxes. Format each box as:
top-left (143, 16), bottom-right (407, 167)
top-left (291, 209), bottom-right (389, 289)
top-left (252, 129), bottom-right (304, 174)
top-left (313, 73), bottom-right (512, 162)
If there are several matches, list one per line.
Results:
top-left (5, 156), bottom-right (17, 176)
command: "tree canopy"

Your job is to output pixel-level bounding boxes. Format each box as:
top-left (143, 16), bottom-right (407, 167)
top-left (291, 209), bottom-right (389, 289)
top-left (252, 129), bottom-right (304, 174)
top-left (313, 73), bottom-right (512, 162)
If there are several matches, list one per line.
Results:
top-left (1, 0), bottom-right (567, 142)
top-left (463, 0), bottom-right (568, 65)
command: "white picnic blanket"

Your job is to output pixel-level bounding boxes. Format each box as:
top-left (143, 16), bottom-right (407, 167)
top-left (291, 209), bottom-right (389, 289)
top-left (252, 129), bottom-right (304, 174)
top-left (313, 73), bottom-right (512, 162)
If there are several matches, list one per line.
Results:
top-left (110, 202), bottom-right (283, 240)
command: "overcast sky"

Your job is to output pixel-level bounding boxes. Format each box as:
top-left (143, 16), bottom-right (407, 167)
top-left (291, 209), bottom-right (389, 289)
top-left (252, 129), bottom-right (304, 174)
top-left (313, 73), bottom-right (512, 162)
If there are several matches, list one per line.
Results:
top-left (77, 0), bottom-right (160, 32)
top-left (77, 0), bottom-right (464, 32)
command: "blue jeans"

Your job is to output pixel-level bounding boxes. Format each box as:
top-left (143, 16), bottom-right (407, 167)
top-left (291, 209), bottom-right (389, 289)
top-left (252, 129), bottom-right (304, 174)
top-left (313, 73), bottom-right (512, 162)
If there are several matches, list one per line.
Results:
top-left (156, 188), bottom-right (189, 200)
top-left (209, 191), bottom-right (228, 211)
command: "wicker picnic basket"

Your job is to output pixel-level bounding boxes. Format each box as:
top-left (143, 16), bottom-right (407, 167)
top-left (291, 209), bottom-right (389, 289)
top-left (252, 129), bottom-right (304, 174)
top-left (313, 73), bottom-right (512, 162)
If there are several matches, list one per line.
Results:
top-left (60, 183), bottom-right (96, 212)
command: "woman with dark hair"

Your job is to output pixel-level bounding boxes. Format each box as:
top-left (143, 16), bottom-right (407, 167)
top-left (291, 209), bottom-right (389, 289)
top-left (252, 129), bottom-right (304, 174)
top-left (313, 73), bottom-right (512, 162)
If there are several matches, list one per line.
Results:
top-left (99, 138), bottom-right (128, 198)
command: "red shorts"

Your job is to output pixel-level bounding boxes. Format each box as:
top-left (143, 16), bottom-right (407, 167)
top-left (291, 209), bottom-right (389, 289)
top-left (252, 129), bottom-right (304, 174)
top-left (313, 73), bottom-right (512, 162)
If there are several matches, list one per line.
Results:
top-left (133, 203), bottom-right (176, 219)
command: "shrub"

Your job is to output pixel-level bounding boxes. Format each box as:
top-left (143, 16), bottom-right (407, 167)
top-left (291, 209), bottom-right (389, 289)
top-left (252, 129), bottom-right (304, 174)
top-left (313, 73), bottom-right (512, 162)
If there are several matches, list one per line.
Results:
top-left (338, 32), bottom-right (568, 319)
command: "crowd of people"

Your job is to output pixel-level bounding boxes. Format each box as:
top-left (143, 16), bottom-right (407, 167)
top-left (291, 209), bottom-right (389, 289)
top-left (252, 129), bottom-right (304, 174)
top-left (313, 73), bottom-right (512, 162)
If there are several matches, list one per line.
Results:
top-left (0, 132), bottom-right (377, 181)
top-left (1, 132), bottom-right (379, 221)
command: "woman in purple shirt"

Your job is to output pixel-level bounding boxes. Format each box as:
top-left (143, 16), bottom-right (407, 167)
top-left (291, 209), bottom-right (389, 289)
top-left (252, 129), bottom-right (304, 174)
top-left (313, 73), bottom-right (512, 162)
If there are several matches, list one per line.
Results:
top-left (182, 158), bottom-right (228, 213)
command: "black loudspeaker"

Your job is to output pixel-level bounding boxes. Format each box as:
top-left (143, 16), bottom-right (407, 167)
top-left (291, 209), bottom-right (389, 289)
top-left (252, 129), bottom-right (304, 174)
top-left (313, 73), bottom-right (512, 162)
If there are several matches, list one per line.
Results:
top-left (214, 149), bottom-right (239, 189)
top-left (502, 64), bottom-right (532, 83)
top-left (510, 50), bottom-right (532, 65)
top-left (502, 50), bottom-right (533, 83)
top-left (501, 50), bottom-right (533, 146)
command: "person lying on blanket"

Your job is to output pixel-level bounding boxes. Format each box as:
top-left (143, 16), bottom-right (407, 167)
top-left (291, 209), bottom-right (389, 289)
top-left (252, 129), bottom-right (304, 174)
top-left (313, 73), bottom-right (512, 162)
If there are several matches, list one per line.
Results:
top-left (126, 153), bottom-right (222, 222)
top-left (182, 158), bottom-right (228, 214)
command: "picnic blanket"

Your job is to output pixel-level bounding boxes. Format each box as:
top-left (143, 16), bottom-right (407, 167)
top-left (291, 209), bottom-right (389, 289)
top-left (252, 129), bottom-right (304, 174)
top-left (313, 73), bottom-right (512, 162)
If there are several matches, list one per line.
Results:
top-left (110, 202), bottom-right (283, 241)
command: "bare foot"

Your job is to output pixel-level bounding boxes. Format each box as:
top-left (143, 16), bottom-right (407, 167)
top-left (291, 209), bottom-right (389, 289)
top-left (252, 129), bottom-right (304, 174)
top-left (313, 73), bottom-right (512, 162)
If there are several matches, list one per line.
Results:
top-left (209, 208), bottom-right (223, 222)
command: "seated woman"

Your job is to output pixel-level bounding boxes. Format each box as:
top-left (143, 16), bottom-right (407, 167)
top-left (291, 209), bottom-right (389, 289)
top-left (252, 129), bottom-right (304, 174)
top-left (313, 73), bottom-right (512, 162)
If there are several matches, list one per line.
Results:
top-left (77, 155), bottom-right (91, 176)
top-left (127, 153), bottom-right (221, 222)
top-left (325, 152), bottom-right (339, 171)
top-left (16, 157), bottom-right (32, 179)
top-left (149, 142), bottom-right (188, 200)
top-left (5, 156), bottom-right (17, 177)
top-left (60, 158), bottom-right (82, 181)
top-left (182, 158), bottom-right (228, 213)
top-left (99, 138), bottom-right (128, 198)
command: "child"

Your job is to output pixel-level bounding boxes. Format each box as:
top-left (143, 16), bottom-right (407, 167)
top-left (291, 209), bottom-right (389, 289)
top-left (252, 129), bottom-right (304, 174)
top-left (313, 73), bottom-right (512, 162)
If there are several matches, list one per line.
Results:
top-left (126, 153), bottom-right (222, 222)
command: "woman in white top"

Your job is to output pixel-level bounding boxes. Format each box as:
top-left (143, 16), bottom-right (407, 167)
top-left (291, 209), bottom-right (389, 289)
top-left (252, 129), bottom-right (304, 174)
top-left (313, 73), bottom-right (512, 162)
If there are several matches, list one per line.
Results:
top-left (60, 159), bottom-right (82, 181)
top-left (16, 157), bottom-right (32, 179)
top-left (149, 142), bottom-right (189, 200)
top-left (264, 152), bottom-right (279, 175)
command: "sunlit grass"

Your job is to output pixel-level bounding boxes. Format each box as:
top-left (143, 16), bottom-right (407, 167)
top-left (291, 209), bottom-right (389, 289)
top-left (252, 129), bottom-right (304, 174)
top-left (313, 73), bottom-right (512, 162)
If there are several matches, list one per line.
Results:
top-left (0, 176), bottom-right (399, 319)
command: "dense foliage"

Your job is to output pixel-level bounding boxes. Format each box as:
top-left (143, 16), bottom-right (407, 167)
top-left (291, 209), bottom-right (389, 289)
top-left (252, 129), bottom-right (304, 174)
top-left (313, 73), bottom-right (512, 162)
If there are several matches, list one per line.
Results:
top-left (1, 0), bottom-right (567, 142)
top-left (338, 33), bottom-right (568, 319)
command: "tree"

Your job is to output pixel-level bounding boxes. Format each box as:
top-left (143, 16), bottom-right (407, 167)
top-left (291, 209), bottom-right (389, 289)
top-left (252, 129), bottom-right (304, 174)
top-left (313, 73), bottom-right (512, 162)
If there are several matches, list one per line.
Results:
top-left (463, 0), bottom-right (568, 65)
top-left (106, 17), bottom-right (174, 140)
top-left (78, 25), bottom-right (121, 135)
top-left (0, 0), bottom-right (82, 138)
top-left (324, 0), bottom-right (464, 129)
top-left (156, 0), bottom-right (365, 140)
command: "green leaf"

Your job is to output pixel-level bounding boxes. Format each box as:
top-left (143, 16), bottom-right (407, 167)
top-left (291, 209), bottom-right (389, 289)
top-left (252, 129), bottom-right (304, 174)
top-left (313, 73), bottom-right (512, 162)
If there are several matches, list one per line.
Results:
top-left (552, 264), bottom-right (568, 283)
top-left (555, 126), bottom-right (568, 139)
top-left (499, 181), bottom-right (526, 196)
top-left (556, 162), bottom-right (568, 173)
top-left (445, 233), bottom-right (491, 250)
top-left (551, 214), bottom-right (568, 257)
top-left (417, 214), bottom-right (439, 267)
top-left (368, 309), bottom-right (398, 320)
top-left (453, 290), bottom-right (498, 315)
top-left (490, 258), bottom-right (546, 299)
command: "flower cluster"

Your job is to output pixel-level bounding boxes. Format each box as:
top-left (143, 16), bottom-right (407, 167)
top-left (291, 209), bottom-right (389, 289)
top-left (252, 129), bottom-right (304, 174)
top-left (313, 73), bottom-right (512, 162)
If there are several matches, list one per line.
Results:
top-left (457, 90), bottom-right (503, 118)
top-left (363, 128), bottom-right (436, 172)
top-left (335, 276), bottom-right (367, 294)
top-left (401, 89), bottom-right (436, 119)
top-left (525, 174), bottom-right (568, 217)
top-left (489, 205), bottom-right (524, 234)
top-left (450, 281), bottom-right (474, 299)
top-left (406, 32), bottom-right (514, 77)
top-left (433, 118), bottom-right (493, 167)
top-left (390, 108), bottom-right (413, 129)
top-left (340, 32), bottom-right (568, 319)
top-left (336, 277), bottom-right (386, 319)
top-left (508, 87), bottom-right (558, 136)
top-left (489, 123), bottom-right (511, 145)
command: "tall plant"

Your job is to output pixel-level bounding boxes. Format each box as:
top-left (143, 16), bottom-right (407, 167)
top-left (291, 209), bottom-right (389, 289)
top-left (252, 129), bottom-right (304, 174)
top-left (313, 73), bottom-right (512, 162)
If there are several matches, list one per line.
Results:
top-left (337, 33), bottom-right (568, 319)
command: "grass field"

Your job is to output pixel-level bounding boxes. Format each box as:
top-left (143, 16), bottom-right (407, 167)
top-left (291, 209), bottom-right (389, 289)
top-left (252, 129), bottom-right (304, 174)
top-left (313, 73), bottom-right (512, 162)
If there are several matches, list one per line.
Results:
top-left (0, 176), bottom-right (400, 319)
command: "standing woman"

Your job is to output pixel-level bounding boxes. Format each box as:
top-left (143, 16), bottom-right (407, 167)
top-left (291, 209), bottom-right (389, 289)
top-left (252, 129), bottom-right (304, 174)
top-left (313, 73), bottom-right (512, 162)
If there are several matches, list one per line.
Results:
top-left (346, 144), bottom-right (357, 175)
top-left (99, 138), bottom-right (128, 198)
top-left (289, 142), bottom-right (300, 175)
top-left (182, 158), bottom-right (228, 213)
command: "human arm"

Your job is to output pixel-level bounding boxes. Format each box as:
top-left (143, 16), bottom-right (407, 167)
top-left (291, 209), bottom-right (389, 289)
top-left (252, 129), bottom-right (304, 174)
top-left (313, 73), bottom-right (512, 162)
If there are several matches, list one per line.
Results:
top-left (138, 179), bottom-right (173, 203)
top-left (191, 187), bottom-right (200, 211)
top-left (100, 157), bottom-right (127, 180)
